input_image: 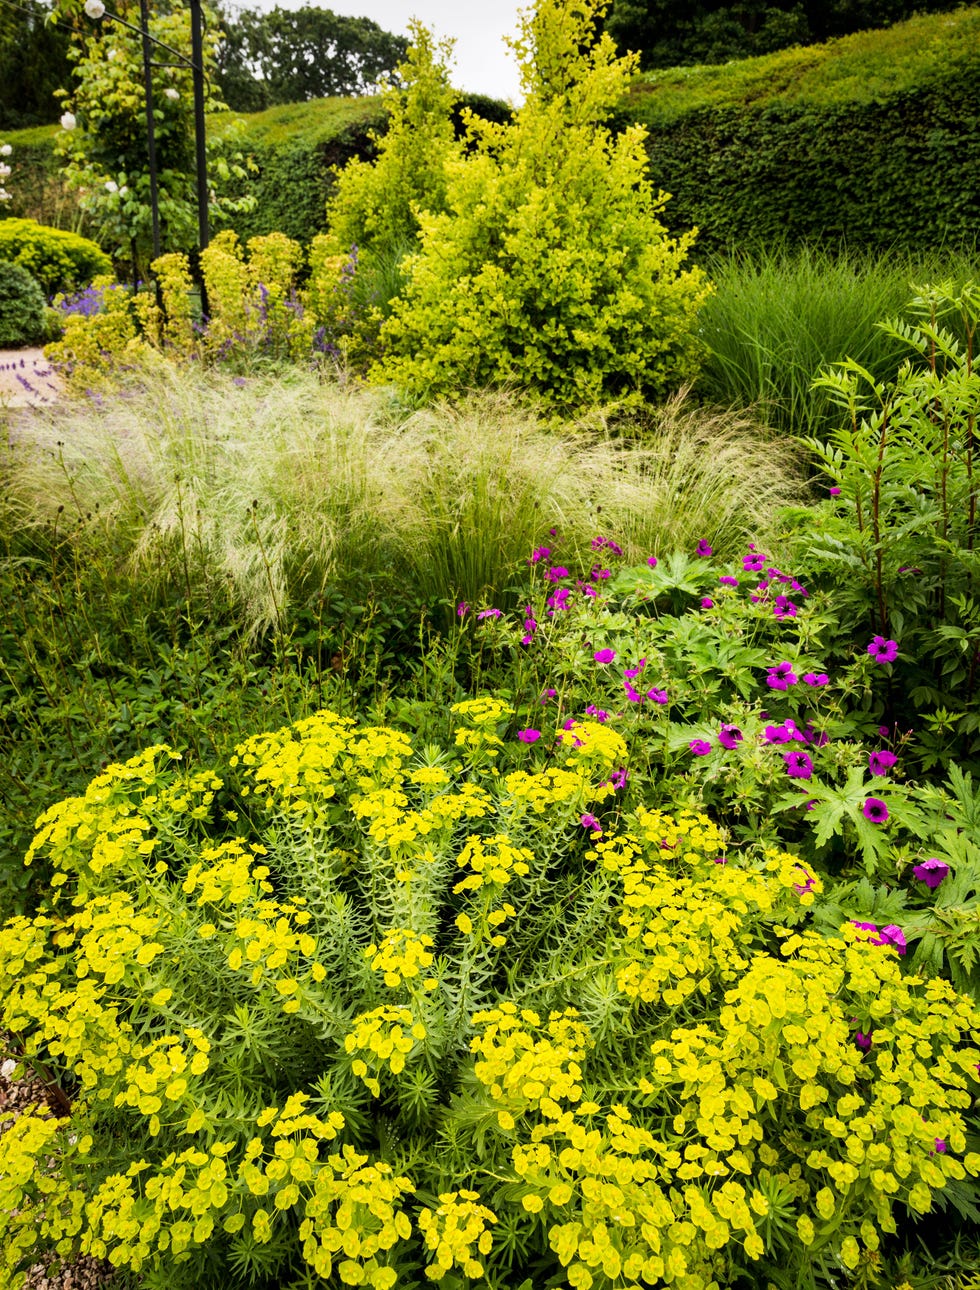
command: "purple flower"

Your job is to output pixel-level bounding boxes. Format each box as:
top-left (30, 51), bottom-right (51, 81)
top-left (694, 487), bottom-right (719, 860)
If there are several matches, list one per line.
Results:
top-left (852, 920), bottom-right (880, 939)
top-left (624, 681), bottom-right (643, 703)
top-left (913, 858), bottom-right (949, 890)
top-left (647, 556), bottom-right (658, 568)
top-left (594, 648), bottom-right (616, 664)
top-left (862, 797), bottom-right (889, 824)
top-left (518, 729), bottom-right (541, 744)
top-left (547, 587), bottom-right (571, 612)
top-left (766, 661), bottom-right (798, 690)
top-left (855, 1030), bottom-right (873, 1052)
top-left (689, 739), bottom-right (712, 756)
top-left (879, 924), bottom-right (907, 955)
top-left (539, 688), bottom-right (557, 704)
top-left (585, 704), bottom-right (609, 723)
top-left (803, 672), bottom-right (829, 686)
top-left (529, 547), bottom-right (551, 563)
top-left (695, 540), bottom-right (713, 557)
top-left (623, 659), bottom-right (646, 679)
top-left (719, 575), bottom-right (739, 586)
top-left (792, 864), bottom-right (816, 895)
top-left (607, 768), bottom-right (628, 790)
top-left (718, 724), bottom-right (743, 750)
top-left (878, 725), bottom-right (890, 737)
top-left (829, 486), bottom-right (842, 497)
top-left (701, 597), bottom-right (714, 609)
top-left (646, 688), bottom-right (668, 705)
top-left (763, 724), bottom-right (793, 745)
top-left (933, 1139), bottom-right (948, 1155)
top-left (743, 553), bottom-right (767, 572)
top-left (546, 565), bottom-right (570, 582)
top-left (868, 636), bottom-right (899, 664)
top-left (580, 813), bottom-right (602, 833)
top-left (773, 595), bottom-right (798, 619)
top-left (868, 749), bottom-right (897, 777)
top-left (783, 751), bottom-right (814, 780)
top-left (477, 608), bottom-right (502, 620)
top-left (457, 601), bottom-right (470, 618)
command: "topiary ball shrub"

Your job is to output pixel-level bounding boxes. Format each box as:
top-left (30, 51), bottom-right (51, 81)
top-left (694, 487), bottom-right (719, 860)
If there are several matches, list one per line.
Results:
top-left (0, 259), bottom-right (46, 347)
top-left (1, 700), bottom-right (979, 1289)
top-left (0, 218), bottom-right (112, 296)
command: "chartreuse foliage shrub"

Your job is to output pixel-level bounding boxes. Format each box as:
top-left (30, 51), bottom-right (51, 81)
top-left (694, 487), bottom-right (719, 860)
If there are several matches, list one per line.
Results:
top-left (372, 0), bottom-right (710, 411)
top-left (622, 7), bottom-right (980, 252)
top-left (323, 22), bottom-right (459, 259)
top-left (2, 701), bottom-right (980, 1289)
top-left (0, 217), bottom-right (111, 295)
top-left (0, 258), bottom-right (45, 346)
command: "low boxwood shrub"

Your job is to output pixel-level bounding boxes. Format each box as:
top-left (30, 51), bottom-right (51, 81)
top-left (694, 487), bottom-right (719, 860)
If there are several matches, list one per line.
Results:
top-left (0, 258), bottom-right (45, 346)
top-left (0, 217), bottom-right (111, 295)
top-left (1, 702), bottom-right (979, 1288)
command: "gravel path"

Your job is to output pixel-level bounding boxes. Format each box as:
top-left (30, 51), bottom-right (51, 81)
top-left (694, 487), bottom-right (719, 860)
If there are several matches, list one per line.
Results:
top-left (0, 348), bottom-right (63, 409)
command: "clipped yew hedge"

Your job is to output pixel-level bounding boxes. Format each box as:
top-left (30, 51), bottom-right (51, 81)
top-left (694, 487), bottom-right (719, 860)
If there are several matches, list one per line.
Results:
top-left (619, 7), bottom-right (980, 252)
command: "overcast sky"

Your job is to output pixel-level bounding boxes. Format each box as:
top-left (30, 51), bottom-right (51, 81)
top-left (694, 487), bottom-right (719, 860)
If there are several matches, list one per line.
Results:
top-left (253, 2), bottom-right (527, 103)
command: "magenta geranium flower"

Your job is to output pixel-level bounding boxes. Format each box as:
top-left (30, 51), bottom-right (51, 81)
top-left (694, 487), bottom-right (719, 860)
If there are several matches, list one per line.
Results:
top-left (477, 607), bottom-right (502, 620)
top-left (773, 596), bottom-right (798, 619)
top-left (700, 597), bottom-right (714, 609)
top-left (623, 659), bottom-right (646, 679)
top-left (718, 724), bottom-right (743, 750)
top-left (647, 556), bottom-right (658, 568)
top-left (646, 688), bottom-right (668, 704)
top-left (855, 1030), bottom-right (872, 1052)
top-left (529, 547), bottom-right (550, 563)
top-left (879, 924), bottom-right (907, 955)
top-left (829, 486), bottom-right (842, 497)
top-left (689, 739), bottom-right (712, 755)
top-left (457, 601), bottom-right (469, 617)
top-left (580, 813), bottom-right (602, 832)
top-left (763, 724), bottom-right (792, 745)
top-left (766, 661), bottom-right (798, 690)
top-left (719, 575), bottom-right (739, 586)
top-left (594, 648), bottom-right (616, 664)
top-left (913, 858), bottom-right (949, 889)
top-left (803, 672), bottom-right (829, 686)
top-left (783, 750), bottom-right (814, 780)
top-left (868, 749), bottom-right (897, 776)
top-left (868, 636), bottom-right (899, 663)
top-left (743, 553), bottom-right (767, 572)
top-left (862, 797), bottom-right (889, 823)
top-left (585, 703), bottom-right (609, 722)
top-left (518, 729), bottom-right (541, 743)
top-left (695, 540), bottom-right (713, 557)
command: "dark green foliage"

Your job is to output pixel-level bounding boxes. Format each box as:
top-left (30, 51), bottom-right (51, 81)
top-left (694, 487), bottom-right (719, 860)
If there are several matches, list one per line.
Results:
top-left (0, 218), bottom-right (111, 294)
top-left (620, 8), bottom-right (980, 253)
top-left (605, 0), bottom-right (965, 69)
top-left (0, 259), bottom-right (45, 346)
top-left (214, 5), bottom-right (409, 113)
top-left (0, 0), bottom-right (71, 129)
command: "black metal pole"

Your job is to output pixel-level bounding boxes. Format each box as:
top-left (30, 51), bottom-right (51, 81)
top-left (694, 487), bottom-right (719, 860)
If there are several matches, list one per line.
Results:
top-left (188, 0), bottom-right (209, 255)
top-left (137, 0), bottom-right (161, 261)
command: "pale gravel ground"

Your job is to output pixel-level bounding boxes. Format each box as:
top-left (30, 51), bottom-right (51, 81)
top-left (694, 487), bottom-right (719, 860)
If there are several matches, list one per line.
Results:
top-left (0, 1057), bottom-right (116, 1289)
top-left (0, 347), bottom-right (63, 409)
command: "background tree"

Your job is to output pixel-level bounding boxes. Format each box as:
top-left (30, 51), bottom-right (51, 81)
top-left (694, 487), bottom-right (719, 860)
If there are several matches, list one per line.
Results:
top-left (604, 0), bottom-right (966, 68)
top-left (0, 0), bottom-right (72, 128)
top-left (214, 4), bottom-right (408, 112)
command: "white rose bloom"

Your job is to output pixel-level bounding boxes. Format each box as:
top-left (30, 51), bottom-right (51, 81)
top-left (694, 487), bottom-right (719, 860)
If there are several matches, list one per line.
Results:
top-left (60, 112), bottom-right (77, 130)
top-left (0, 143), bottom-right (11, 156)
top-left (84, 0), bottom-right (106, 17)
top-left (1, 1059), bottom-right (17, 1078)
top-left (105, 179), bottom-right (118, 192)
top-left (119, 184), bottom-right (129, 196)
top-left (163, 87), bottom-right (180, 101)
top-left (0, 164), bottom-right (9, 179)
top-left (0, 188), bottom-right (10, 203)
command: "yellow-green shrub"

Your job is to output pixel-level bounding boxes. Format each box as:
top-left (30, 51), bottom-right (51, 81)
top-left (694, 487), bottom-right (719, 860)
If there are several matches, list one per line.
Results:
top-left (0, 217), bottom-right (111, 295)
top-left (372, 0), bottom-right (711, 411)
top-left (1, 702), bottom-right (978, 1289)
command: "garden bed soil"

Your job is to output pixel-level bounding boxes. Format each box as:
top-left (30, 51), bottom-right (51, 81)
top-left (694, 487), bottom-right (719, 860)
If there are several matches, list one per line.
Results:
top-left (0, 348), bottom-right (62, 409)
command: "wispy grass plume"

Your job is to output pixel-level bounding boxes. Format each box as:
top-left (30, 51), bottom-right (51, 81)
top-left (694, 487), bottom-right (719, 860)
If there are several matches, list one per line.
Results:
top-left (3, 368), bottom-right (803, 635)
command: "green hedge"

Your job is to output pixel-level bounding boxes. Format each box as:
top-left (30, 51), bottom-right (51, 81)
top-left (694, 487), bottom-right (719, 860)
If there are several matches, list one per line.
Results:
top-left (619, 7), bottom-right (980, 252)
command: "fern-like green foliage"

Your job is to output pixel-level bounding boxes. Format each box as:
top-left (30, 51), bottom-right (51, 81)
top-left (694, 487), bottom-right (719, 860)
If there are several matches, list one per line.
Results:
top-left (371, 0), bottom-right (711, 411)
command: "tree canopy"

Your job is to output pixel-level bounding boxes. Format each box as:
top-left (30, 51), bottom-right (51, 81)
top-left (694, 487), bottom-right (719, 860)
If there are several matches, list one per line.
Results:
top-left (215, 5), bottom-right (408, 112)
top-left (604, 0), bottom-right (967, 68)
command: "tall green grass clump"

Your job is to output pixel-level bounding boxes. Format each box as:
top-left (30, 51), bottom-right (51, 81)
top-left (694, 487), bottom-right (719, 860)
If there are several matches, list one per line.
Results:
top-left (696, 244), bottom-right (980, 437)
top-left (4, 368), bottom-right (803, 636)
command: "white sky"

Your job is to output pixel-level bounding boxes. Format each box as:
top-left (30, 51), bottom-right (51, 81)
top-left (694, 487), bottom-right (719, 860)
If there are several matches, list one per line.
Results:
top-left (253, 2), bottom-right (527, 103)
